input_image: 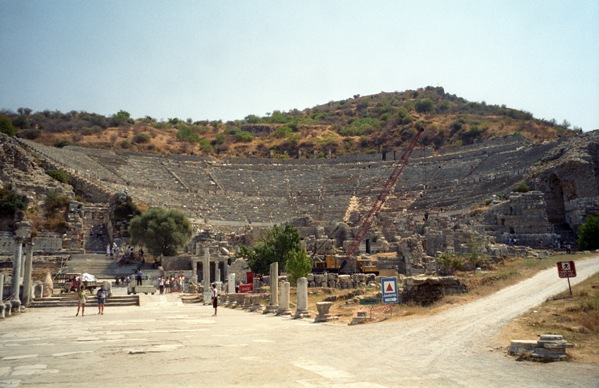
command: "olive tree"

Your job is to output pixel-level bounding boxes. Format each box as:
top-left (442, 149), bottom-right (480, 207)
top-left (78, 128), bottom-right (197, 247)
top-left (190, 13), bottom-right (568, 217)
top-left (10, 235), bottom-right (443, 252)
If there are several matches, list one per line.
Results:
top-left (129, 207), bottom-right (192, 257)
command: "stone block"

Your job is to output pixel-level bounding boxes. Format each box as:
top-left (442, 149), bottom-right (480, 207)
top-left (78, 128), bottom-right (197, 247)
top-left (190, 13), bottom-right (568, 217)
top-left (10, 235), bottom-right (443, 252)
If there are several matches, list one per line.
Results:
top-left (508, 340), bottom-right (538, 354)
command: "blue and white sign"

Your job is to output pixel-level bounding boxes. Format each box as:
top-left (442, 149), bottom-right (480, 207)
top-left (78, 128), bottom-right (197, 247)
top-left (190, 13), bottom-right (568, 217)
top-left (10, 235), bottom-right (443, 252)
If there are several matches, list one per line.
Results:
top-left (381, 277), bottom-right (398, 304)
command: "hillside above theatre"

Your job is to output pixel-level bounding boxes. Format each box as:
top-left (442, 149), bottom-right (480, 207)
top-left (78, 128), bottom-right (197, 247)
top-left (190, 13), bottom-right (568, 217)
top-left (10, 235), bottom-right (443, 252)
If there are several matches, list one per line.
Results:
top-left (1, 86), bottom-right (580, 158)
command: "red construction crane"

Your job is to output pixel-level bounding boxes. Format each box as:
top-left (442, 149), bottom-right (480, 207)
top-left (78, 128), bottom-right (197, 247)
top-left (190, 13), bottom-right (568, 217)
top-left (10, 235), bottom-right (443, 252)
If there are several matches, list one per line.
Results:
top-left (340, 128), bottom-right (423, 272)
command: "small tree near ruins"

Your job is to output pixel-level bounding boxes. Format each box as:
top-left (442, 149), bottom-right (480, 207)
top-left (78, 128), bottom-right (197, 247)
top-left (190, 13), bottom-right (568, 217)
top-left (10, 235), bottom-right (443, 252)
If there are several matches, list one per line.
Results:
top-left (285, 246), bottom-right (312, 285)
top-left (239, 224), bottom-right (305, 275)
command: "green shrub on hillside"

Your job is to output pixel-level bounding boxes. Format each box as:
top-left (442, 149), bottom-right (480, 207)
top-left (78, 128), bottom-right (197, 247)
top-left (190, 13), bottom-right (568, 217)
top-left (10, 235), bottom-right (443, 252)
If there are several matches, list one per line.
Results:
top-left (436, 252), bottom-right (464, 275)
top-left (578, 214), bottom-right (599, 251)
top-left (19, 128), bottom-right (41, 140)
top-left (0, 115), bottom-right (17, 136)
top-left (234, 130), bottom-right (254, 142)
top-left (176, 124), bottom-right (201, 143)
top-left (44, 191), bottom-right (70, 215)
top-left (514, 181), bottom-right (531, 193)
top-left (53, 140), bottom-right (71, 148)
top-left (0, 185), bottom-right (26, 217)
top-left (132, 133), bottom-right (151, 144)
top-left (45, 169), bottom-right (71, 184)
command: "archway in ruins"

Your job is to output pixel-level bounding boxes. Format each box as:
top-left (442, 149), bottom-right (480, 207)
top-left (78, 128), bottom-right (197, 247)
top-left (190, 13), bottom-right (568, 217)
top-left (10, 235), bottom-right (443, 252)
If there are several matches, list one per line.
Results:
top-left (545, 173), bottom-right (566, 224)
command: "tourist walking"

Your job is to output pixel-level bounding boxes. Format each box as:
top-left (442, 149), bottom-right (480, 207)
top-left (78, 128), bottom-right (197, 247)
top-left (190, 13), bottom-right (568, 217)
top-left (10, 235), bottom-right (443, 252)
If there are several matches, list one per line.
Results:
top-left (158, 276), bottom-right (165, 294)
top-left (211, 283), bottom-right (218, 316)
top-left (96, 284), bottom-right (107, 315)
top-left (135, 268), bottom-right (143, 286)
top-left (75, 285), bottom-right (87, 317)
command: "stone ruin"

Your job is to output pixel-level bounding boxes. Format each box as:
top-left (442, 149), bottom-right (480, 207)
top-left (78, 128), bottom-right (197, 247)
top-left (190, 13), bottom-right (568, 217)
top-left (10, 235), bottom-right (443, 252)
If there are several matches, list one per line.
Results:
top-left (401, 276), bottom-right (468, 306)
top-left (509, 334), bottom-right (575, 362)
top-left (1, 130), bottom-right (599, 282)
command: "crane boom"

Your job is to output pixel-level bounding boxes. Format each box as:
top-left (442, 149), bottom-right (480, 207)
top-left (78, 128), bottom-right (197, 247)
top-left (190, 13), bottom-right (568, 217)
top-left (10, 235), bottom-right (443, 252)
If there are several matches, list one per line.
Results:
top-left (341, 129), bottom-right (423, 270)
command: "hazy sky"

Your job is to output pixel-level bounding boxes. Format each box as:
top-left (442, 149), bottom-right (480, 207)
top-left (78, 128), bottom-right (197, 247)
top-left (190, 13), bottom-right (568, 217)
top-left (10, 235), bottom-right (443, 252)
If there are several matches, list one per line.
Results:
top-left (1, 0), bottom-right (598, 130)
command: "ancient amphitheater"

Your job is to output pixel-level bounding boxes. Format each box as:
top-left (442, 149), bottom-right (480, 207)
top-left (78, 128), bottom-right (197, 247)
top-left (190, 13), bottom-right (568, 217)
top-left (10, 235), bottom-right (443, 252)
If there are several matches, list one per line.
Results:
top-left (10, 129), bottom-right (598, 258)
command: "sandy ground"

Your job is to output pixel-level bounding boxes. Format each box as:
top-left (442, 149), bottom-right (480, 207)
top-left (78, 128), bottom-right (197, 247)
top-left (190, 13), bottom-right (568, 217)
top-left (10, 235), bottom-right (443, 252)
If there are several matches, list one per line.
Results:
top-left (1, 257), bottom-right (598, 387)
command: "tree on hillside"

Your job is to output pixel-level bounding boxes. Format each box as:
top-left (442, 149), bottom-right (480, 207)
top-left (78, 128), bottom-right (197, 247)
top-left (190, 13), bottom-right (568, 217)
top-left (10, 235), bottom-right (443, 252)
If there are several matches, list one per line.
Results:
top-left (415, 99), bottom-right (434, 114)
top-left (129, 207), bottom-right (192, 257)
top-left (238, 224), bottom-right (304, 274)
top-left (110, 110), bottom-right (133, 126)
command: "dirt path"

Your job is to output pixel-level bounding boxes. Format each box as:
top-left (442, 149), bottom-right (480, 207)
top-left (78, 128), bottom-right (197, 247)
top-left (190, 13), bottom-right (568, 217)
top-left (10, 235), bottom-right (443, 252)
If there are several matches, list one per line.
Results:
top-left (1, 257), bottom-right (598, 387)
top-left (333, 256), bottom-right (599, 386)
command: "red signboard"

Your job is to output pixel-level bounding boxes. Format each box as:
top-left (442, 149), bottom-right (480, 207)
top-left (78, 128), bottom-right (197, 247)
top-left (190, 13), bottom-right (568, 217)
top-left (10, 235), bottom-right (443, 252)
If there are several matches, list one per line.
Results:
top-left (557, 261), bottom-right (576, 278)
top-left (238, 283), bottom-right (253, 293)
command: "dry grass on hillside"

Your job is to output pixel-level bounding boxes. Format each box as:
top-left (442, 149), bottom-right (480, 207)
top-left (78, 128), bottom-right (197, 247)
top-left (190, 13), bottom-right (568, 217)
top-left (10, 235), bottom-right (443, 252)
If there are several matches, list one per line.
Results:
top-left (32, 110), bottom-right (568, 159)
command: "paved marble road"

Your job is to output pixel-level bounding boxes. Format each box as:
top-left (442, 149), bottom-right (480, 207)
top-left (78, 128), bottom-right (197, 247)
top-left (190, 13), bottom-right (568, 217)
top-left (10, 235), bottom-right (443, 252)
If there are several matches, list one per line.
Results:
top-left (1, 259), bottom-right (599, 387)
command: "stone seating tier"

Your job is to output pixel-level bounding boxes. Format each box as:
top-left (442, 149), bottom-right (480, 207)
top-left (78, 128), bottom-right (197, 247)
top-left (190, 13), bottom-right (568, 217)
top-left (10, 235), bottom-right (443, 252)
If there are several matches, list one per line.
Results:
top-left (23, 136), bottom-right (562, 226)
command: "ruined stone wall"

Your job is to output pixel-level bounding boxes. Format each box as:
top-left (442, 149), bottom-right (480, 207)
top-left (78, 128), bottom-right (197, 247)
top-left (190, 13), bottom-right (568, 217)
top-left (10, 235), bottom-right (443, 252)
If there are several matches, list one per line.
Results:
top-left (0, 232), bottom-right (65, 255)
top-left (481, 191), bottom-right (553, 235)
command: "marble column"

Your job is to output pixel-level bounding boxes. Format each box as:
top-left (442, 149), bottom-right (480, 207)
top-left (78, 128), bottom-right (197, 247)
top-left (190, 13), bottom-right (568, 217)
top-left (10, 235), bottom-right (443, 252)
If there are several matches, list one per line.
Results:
top-left (215, 268), bottom-right (221, 284)
top-left (227, 273), bottom-right (236, 294)
top-left (22, 240), bottom-right (34, 307)
top-left (10, 237), bottom-right (23, 312)
top-left (294, 277), bottom-right (311, 319)
top-left (263, 262), bottom-right (279, 314)
top-left (0, 273), bottom-right (5, 318)
top-left (202, 246), bottom-right (212, 305)
top-left (276, 281), bottom-right (291, 316)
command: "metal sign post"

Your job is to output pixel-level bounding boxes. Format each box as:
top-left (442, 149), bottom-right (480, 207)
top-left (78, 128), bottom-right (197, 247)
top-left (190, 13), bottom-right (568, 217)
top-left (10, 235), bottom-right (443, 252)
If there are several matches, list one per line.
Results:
top-left (381, 277), bottom-right (398, 317)
top-left (557, 261), bottom-right (577, 297)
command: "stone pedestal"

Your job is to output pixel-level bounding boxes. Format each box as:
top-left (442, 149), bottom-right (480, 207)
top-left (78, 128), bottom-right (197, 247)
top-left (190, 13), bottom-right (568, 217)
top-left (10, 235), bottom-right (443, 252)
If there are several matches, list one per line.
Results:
top-left (242, 294), bottom-right (252, 309)
top-left (228, 273), bottom-right (236, 294)
top-left (263, 262), bottom-right (279, 314)
top-left (276, 281), bottom-right (291, 316)
top-left (294, 277), bottom-right (311, 319)
top-left (351, 311), bottom-right (368, 325)
top-left (252, 278), bottom-right (261, 293)
top-left (33, 283), bottom-right (43, 298)
top-left (314, 301), bottom-right (336, 323)
top-left (249, 294), bottom-right (265, 313)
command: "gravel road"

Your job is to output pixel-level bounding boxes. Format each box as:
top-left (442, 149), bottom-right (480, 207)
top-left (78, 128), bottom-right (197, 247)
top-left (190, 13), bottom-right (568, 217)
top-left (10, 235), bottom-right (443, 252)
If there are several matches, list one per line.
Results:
top-left (1, 257), bottom-right (598, 387)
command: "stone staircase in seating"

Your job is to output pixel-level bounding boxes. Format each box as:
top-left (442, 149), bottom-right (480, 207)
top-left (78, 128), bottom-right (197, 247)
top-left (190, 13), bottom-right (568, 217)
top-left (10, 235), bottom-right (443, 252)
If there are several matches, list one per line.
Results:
top-left (61, 253), bottom-right (141, 279)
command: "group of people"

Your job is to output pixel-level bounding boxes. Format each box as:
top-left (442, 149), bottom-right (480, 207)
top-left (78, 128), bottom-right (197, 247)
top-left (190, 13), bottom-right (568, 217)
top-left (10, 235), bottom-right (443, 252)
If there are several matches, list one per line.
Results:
top-left (107, 242), bottom-right (144, 266)
top-left (75, 284), bottom-right (107, 317)
top-left (74, 274), bottom-right (218, 318)
top-left (156, 274), bottom-right (186, 294)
